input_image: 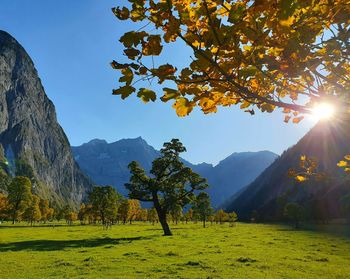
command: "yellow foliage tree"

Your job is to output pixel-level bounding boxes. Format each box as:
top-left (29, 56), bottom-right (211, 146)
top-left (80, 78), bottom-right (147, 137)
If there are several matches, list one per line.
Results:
top-left (112, 0), bottom-right (350, 121)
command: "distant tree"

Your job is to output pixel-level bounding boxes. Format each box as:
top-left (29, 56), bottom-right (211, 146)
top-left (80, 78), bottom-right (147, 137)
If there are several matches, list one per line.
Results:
top-left (118, 199), bottom-right (129, 224)
top-left (23, 195), bottom-right (41, 226)
top-left (127, 199), bottom-right (141, 224)
top-left (89, 186), bottom-right (120, 225)
top-left (39, 199), bottom-right (50, 223)
top-left (46, 207), bottom-right (54, 222)
top-left (126, 139), bottom-right (208, 236)
top-left (66, 211), bottom-right (78, 226)
top-left (147, 208), bottom-right (158, 225)
top-left (137, 208), bottom-right (148, 222)
top-left (78, 203), bottom-right (87, 224)
top-left (0, 193), bottom-right (8, 220)
top-left (193, 192), bottom-right (213, 228)
top-left (7, 176), bottom-right (32, 224)
top-left (215, 209), bottom-right (228, 224)
top-left (284, 202), bottom-right (305, 229)
top-left (170, 204), bottom-right (183, 225)
top-left (228, 211), bottom-right (238, 227)
top-left (184, 208), bottom-right (193, 224)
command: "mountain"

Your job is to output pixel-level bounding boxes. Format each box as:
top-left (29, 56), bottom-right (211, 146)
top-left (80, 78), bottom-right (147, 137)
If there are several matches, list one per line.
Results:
top-left (0, 30), bottom-right (93, 206)
top-left (225, 118), bottom-right (350, 220)
top-left (72, 138), bottom-right (278, 206)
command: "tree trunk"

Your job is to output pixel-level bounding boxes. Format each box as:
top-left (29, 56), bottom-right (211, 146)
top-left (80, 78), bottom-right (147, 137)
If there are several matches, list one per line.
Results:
top-left (152, 192), bottom-right (172, 236)
top-left (203, 219), bottom-right (206, 228)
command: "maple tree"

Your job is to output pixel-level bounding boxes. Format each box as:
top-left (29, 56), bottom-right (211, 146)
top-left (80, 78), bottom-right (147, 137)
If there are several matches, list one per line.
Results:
top-left (112, 0), bottom-right (349, 122)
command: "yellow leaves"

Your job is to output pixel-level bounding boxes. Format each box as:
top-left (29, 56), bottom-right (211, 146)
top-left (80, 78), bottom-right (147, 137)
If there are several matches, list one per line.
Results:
top-left (172, 97), bottom-right (194, 117)
top-left (137, 88), bottom-right (157, 103)
top-left (142, 35), bottom-right (163, 56)
top-left (199, 97), bottom-right (217, 114)
top-left (337, 161), bottom-right (348, 167)
top-left (338, 155), bottom-right (350, 172)
top-left (279, 16), bottom-right (295, 27)
top-left (295, 175), bottom-right (307, 182)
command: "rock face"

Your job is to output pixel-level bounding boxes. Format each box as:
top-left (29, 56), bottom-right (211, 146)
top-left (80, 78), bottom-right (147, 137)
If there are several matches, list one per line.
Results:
top-left (226, 118), bottom-right (350, 220)
top-left (72, 138), bottom-right (278, 207)
top-left (0, 30), bottom-right (93, 206)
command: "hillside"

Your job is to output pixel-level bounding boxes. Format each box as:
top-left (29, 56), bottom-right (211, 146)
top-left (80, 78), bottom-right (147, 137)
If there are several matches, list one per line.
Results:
top-left (72, 138), bottom-right (277, 206)
top-left (226, 118), bottom-right (350, 220)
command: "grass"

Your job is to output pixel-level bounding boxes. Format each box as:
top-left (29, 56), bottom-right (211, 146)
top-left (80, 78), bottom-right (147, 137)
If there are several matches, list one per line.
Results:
top-left (0, 222), bottom-right (350, 278)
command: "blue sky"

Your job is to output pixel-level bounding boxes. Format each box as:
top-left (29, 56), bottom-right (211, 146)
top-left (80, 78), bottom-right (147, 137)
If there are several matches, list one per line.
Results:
top-left (0, 0), bottom-right (317, 165)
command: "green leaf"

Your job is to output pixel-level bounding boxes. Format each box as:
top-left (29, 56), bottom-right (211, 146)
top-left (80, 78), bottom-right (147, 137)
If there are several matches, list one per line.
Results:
top-left (112, 86), bottom-right (135, 99)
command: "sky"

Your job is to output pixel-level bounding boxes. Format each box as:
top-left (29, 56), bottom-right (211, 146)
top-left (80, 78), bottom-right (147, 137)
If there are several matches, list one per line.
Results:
top-left (0, 0), bottom-right (318, 165)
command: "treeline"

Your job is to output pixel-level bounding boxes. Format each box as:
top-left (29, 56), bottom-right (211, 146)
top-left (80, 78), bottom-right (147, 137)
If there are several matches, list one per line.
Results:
top-left (0, 176), bottom-right (55, 225)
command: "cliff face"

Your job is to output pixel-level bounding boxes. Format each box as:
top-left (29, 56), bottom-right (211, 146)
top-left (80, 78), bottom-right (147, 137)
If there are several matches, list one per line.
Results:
top-left (0, 30), bottom-right (93, 206)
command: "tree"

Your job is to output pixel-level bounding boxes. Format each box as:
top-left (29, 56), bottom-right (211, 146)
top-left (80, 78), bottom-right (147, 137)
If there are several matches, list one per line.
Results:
top-left (170, 204), bottom-right (183, 225)
top-left (7, 176), bottom-right (32, 224)
top-left (126, 139), bottom-right (208, 236)
top-left (147, 208), bottom-right (158, 225)
top-left (193, 192), bottom-right (213, 228)
top-left (39, 199), bottom-right (50, 223)
top-left (0, 193), bottom-right (8, 220)
top-left (89, 186), bottom-right (120, 225)
top-left (112, 1), bottom-right (350, 121)
top-left (118, 199), bottom-right (129, 224)
top-left (284, 202), bottom-right (305, 229)
top-left (23, 195), bottom-right (41, 226)
top-left (215, 209), bottom-right (228, 224)
top-left (127, 199), bottom-right (141, 224)
top-left (184, 208), bottom-right (193, 224)
top-left (228, 211), bottom-right (238, 227)
top-left (66, 211), bottom-right (78, 226)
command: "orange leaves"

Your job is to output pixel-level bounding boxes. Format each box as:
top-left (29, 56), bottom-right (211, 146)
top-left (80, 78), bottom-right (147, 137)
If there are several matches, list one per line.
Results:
top-left (112, 0), bottom-right (349, 119)
top-left (289, 155), bottom-right (325, 183)
top-left (142, 35), bottom-right (163, 56)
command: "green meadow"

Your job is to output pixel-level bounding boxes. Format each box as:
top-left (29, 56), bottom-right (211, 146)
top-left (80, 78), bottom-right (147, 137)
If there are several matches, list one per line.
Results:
top-left (1, 223), bottom-right (350, 279)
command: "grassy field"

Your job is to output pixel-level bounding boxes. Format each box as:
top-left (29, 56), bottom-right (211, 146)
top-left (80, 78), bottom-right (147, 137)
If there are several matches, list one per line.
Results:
top-left (0, 222), bottom-right (350, 278)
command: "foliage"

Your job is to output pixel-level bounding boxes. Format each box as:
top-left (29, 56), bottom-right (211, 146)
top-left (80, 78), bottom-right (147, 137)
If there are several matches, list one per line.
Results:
top-left (7, 176), bottom-right (32, 223)
top-left (88, 186), bottom-right (121, 224)
top-left (23, 195), bottom-right (41, 225)
top-left (337, 155), bottom-right (350, 172)
top-left (215, 209), bottom-right (228, 224)
top-left (288, 155), bottom-right (325, 182)
top-left (126, 139), bottom-right (208, 235)
top-left (127, 199), bottom-right (141, 224)
top-left (112, 0), bottom-right (350, 120)
top-left (228, 211), bottom-right (238, 226)
top-left (193, 192), bottom-right (212, 227)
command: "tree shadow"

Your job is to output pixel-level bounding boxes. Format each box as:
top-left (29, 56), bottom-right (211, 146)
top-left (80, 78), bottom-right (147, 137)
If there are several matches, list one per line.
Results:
top-left (0, 236), bottom-right (151, 252)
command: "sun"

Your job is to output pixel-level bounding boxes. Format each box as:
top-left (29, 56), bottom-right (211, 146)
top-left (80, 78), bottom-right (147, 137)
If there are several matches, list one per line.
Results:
top-left (311, 102), bottom-right (335, 121)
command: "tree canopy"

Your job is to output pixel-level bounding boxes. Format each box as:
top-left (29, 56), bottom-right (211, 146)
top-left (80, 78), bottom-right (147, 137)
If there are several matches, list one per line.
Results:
top-left (112, 0), bottom-right (349, 122)
top-left (126, 138), bottom-right (208, 235)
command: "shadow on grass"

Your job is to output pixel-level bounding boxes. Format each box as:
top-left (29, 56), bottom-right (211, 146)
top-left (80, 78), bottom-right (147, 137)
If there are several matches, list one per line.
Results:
top-left (0, 236), bottom-right (151, 252)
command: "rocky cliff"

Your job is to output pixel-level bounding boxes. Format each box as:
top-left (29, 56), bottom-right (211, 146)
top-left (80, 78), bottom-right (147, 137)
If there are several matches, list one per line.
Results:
top-left (0, 30), bottom-right (93, 206)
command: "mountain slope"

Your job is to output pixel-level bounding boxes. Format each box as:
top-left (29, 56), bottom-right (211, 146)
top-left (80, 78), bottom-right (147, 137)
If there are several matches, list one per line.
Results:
top-left (226, 118), bottom-right (350, 220)
top-left (72, 138), bottom-right (277, 206)
top-left (0, 30), bottom-right (93, 206)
